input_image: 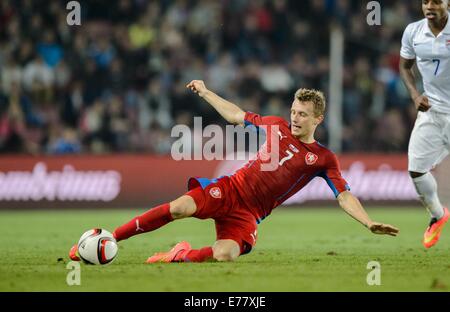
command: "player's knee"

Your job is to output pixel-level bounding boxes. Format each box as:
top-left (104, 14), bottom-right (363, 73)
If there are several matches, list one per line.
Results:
top-left (169, 204), bottom-right (189, 219)
top-left (409, 171), bottom-right (426, 179)
top-left (169, 196), bottom-right (196, 219)
top-left (212, 242), bottom-right (240, 262)
top-left (213, 250), bottom-right (238, 262)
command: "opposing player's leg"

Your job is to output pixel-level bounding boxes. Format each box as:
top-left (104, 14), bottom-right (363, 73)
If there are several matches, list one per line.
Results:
top-left (410, 171), bottom-right (445, 220)
top-left (411, 170), bottom-right (449, 249)
top-left (69, 195), bottom-right (197, 260)
top-left (408, 112), bottom-right (449, 248)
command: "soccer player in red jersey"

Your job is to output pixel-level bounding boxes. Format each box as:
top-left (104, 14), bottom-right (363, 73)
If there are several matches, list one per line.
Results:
top-left (70, 80), bottom-right (399, 263)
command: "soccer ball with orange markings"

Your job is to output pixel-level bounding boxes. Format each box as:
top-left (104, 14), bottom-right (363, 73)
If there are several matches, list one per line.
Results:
top-left (77, 229), bottom-right (118, 265)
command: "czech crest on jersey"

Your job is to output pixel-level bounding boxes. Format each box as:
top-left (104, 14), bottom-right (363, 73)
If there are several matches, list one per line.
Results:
top-left (305, 152), bottom-right (318, 165)
top-left (209, 187), bottom-right (222, 199)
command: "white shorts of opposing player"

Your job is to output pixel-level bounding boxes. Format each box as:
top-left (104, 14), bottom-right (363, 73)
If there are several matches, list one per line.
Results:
top-left (408, 110), bottom-right (450, 219)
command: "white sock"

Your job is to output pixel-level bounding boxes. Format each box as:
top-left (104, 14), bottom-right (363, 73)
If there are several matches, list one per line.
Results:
top-left (413, 172), bottom-right (444, 220)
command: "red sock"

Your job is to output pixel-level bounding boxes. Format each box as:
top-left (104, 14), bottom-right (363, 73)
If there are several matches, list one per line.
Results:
top-left (181, 247), bottom-right (213, 262)
top-left (113, 203), bottom-right (173, 241)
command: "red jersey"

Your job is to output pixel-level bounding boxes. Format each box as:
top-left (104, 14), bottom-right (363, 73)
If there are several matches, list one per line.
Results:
top-left (229, 112), bottom-right (350, 223)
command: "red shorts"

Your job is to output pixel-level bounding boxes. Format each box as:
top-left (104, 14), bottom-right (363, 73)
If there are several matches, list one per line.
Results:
top-left (186, 176), bottom-right (257, 255)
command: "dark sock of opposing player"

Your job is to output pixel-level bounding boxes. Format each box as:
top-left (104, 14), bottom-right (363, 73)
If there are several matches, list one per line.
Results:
top-left (113, 203), bottom-right (173, 241)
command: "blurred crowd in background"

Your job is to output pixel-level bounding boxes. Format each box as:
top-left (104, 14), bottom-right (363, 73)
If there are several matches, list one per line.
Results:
top-left (0, 0), bottom-right (424, 155)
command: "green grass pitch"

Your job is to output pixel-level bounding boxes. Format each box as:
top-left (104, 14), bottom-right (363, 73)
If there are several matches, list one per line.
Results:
top-left (0, 207), bottom-right (449, 292)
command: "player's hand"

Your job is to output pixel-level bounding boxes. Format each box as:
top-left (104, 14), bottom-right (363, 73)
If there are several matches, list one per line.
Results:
top-left (368, 222), bottom-right (399, 236)
top-left (414, 95), bottom-right (431, 112)
top-left (186, 80), bottom-right (208, 98)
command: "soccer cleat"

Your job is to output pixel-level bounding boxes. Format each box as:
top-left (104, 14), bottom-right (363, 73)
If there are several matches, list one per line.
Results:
top-left (69, 244), bottom-right (81, 261)
top-left (423, 207), bottom-right (449, 249)
top-left (146, 241), bottom-right (191, 263)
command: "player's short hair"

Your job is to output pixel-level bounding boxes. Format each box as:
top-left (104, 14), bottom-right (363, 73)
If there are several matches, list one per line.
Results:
top-left (294, 88), bottom-right (326, 117)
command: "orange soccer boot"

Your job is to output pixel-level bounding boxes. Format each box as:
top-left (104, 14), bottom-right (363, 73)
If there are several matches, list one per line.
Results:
top-left (423, 207), bottom-right (449, 248)
top-left (146, 241), bottom-right (192, 263)
top-left (69, 244), bottom-right (81, 261)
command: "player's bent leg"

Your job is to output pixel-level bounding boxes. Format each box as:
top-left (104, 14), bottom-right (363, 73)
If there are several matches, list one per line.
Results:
top-left (146, 239), bottom-right (241, 263)
top-left (212, 239), bottom-right (241, 262)
top-left (146, 242), bottom-right (215, 263)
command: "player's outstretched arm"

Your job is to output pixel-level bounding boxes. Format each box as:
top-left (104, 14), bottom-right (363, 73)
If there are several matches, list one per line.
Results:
top-left (337, 191), bottom-right (399, 236)
top-left (186, 80), bottom-right (245, 126)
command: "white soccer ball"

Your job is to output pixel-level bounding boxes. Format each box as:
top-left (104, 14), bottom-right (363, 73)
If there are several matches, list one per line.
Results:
top-left (77, 228), bottom-right (118, 265)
